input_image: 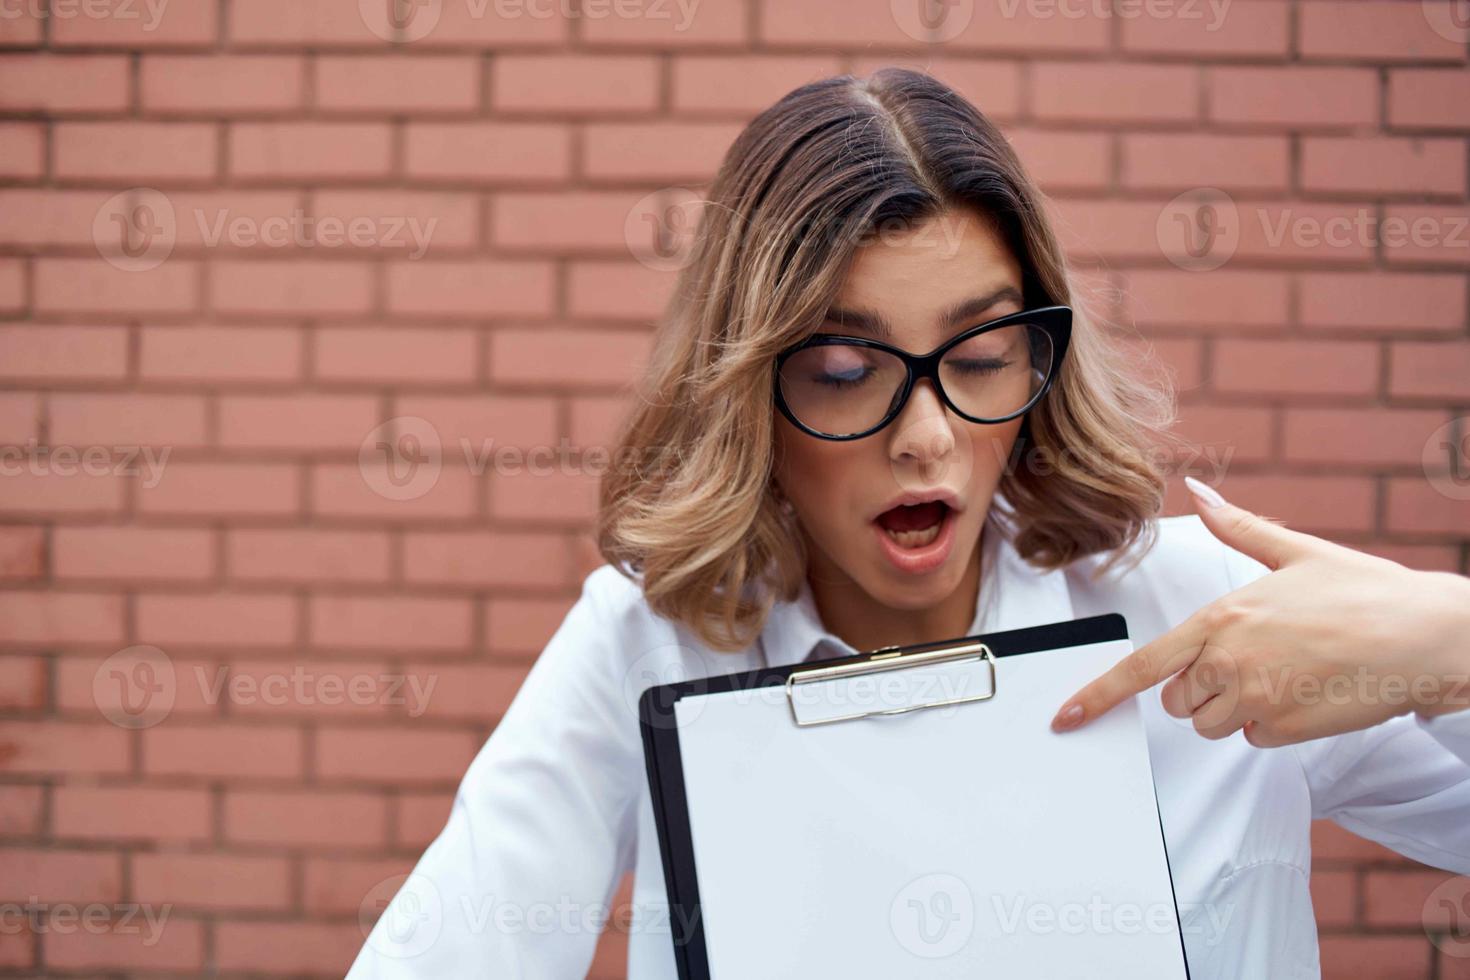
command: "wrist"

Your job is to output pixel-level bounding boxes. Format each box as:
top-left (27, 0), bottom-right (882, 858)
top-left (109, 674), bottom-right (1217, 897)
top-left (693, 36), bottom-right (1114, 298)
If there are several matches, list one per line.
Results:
top-left (1412, 571), bottom-right (1470, 720)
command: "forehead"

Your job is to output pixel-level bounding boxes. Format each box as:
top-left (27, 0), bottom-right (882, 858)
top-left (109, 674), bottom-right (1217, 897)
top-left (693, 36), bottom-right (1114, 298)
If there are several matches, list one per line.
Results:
top-left (834, 207), bottom-right (1022, 323)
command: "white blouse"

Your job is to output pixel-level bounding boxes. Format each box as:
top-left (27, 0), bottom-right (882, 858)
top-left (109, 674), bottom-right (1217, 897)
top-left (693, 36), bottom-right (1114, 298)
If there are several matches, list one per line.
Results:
top-left (347, 512), bottom-right (1470, 980)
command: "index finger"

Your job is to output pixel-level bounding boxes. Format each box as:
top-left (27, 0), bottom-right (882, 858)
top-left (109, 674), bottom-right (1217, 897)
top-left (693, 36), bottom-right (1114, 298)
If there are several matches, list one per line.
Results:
top-left (1050, 609), bottom-right (1211, 732)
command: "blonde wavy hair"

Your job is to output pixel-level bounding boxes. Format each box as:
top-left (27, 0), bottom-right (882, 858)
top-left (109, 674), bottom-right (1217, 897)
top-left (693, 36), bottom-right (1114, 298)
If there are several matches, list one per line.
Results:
top-left (597, 67), bottom-right (1175, 652)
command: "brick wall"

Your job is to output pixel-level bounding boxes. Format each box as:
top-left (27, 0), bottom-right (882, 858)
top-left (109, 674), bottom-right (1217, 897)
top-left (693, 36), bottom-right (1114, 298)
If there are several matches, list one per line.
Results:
top-left (1, 0), bottom-right (1467, 977)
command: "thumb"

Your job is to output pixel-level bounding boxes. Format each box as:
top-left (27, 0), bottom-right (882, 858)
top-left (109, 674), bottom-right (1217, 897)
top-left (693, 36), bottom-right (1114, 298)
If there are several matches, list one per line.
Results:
top-left (1183, 476), bottom-right (1322, 571)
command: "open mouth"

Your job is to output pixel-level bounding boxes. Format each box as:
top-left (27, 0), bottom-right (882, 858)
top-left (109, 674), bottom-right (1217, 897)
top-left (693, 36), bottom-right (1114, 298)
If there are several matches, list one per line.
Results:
top-left (873, 500), bottom-right (950, 550)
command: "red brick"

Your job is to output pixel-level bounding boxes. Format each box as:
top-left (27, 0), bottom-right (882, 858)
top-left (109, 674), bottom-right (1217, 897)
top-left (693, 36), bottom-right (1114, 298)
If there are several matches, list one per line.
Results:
top-left (1210, 67), bottom-right (1378, 128)
top-left (1381, 205), bottom-right (1470, 267)
top-left (0, 55), bottom-right (130, 112)
top-left (490, 467), bottom-right (599, 523)
top-left (0, 721), bottom-right (129, 776)
top-left (1365, 870), bottom-right (1463, 927)
top-left (304, 856), bottom-right (415, 913)
top-left (0, 5), bottom-right (43, 45)
top-left (214, 921), bottom-right (363, 976)
top-left (1122, 1), bottom-right (1289, 56)
top-left (0, 656), bottom-right (46, 710)
top-left (487, 595), bottom-right (576, 654)
top-left (1123, 134), bottom-right (1289, 192)
top-left (1033, 63), bottom-right (1198, 124)
top-left (43, 922), bottom-right (205, 974)
top-left (50, 0), bottom-right (217, 47)
top-left (217, 393), bottom-right (379, 450)
top-left (393, 393), bottom-right (559, 450)
top-left (0, 189), bottom-right (115, 248)
top-left (584, 122), bottom-right (745, 182)
top-left (1285, 409), bottom-right (1448, 466)
top-left (226, 0), bottom-right (387, 45)
top-left (402, 531), bottom-right (570, 588)
top-left (491, 327), bottom-right (649, 386)
top-left (311, 189), bottom-right (481, 252)
top-left (231, 122), bottom-right (392, 180)
top-left (316, 55), bottom-right (481, 112)
top-left (1389, 69), bottom-right (1470, 130)
top-left (0, 527), bottom-right (44, 582)
top-left (137, 462), bottom-right (301, 518)
top-left (1219, 475), bottom-right (1377, 534)
top-left (142, 55), bottom-right (304, 112)
top-left (0, 470), bottom-right (126, 518)
top-left (492, 190), bottom-right (652, 252)
top-left (223, 658), bottom-right (395, 720)
top-left (0, 326), bottom-right (128, 382)
top-left (209, 260), bottom-right (374, 316)
top-left (227, 529), bottom-right (391, 585)
top-left (0, 848), bottom-right (122, 903)
top-left (49, 393), bottom-right (208, 448)
top-left (1299, 272), bottom-right (1467, 333)
top-left (136, 593), bottom-right (297, 649)
top-left (1300, 1), bottom-right (1466, 63)
top-left (143, 724), bottom-right (305, 779)
top-left (399, 663), bottom-right (523, 720)
top-left (1311, 869), bottom-right (1358, 928)
top-left (1391, 341), bottom-right (1470, 399)
top-left (493, 55), bottom-right (658, 113)
top-left (1303, 137), bottom-right (1466, 197)
top-left (309, 596), bottom-right (473, 653)
top-left (224, 790), bottom-right (388, 849)
top-left (315, 726), bottom-right (479, 783)
top-left (36, 259), bottom-right (199, 315)
top-left (141, 324), bottom-right (304, 383)
top-left (1004, 128), bottom-right (1110, 192)
top-left (851, 57), bottom-right (1022, 120)
top-left (1312, 819), bottom-right (1407, 863)
top-left (570, 394), bottom-right (633, 450)
top-left (1214, 339), bottom-right (1379, 397)
top-left (0, 593), bottom-right (124, 646)
top-left (54, 526), bottom-right (215, 583)
top-left (1362, 544), bottom-right (1461, 573)
top-left (0, 785), bottom-right (44, 836)
top-left (404, 122), bottom-right (572, 183)
top-left (309, 463), bottom-right (479, 521)
top-left (1122, 269), bottom-right (1289, 331)
top-left (586, 0), bottom-right (747, 46)
top-left (315, 326), bottom-right (479, 383)
top-left (0, 392), bottom-right (39, 444)
top-left (1173, 405), bottom-right (1275, 466)
top-left (133, 853), bottom-right (291, 911)
top-left (1386, 479), bottom-right (1470, 536)
top-left (54, 123), bottom-right (217, 182)
top-left (53, 786), bottom-right (212, 842)
top-left (0, 123), bottom-right (42, 180)
top-left (386, 260), bottom-right (555, 318)
top-left (765, 0), bottom-right (1110, 51)
top-left (0, 257), bottom-right (26, 309)
top-left (567, 260), bottom-right (676, 320)
top-left (394, 792), bottom-right (453, 849)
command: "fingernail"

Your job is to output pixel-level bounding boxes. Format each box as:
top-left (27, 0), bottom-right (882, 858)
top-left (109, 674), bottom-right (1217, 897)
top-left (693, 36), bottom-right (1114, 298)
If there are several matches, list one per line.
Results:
top-left (1051, 703), bottom-right (1084, 732)
top-left (1185, 476), bottom-right (1226, 509)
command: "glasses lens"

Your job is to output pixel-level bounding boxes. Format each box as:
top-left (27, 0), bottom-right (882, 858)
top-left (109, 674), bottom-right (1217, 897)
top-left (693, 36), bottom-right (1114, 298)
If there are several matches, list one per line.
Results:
top-left (939, 322), bottom-right (1054, 421)
top-left (778, 343), bottom-right (907, 437)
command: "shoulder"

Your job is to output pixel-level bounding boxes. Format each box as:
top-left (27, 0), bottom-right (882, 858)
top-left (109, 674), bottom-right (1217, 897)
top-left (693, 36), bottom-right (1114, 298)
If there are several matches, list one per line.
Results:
top-left (1063, 514), bottom-right (1270, 638)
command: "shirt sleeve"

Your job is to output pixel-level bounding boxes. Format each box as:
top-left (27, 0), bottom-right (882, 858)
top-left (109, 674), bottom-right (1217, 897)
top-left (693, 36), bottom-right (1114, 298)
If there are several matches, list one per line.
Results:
top-left (1217, 541), bottom-right (1470, 874)
top-left (346, 570), bottom-right (643, 979)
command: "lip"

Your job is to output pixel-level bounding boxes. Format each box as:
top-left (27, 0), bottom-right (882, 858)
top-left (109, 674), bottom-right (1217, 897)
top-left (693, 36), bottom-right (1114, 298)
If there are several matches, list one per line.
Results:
top-left (872, 499), bottom-right (958, 576)
top-left (869, 487), bottom-right (965, 523)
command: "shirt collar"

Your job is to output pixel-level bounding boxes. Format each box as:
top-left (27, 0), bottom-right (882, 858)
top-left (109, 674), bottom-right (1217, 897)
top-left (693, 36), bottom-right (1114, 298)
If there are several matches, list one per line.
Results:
top-left (758, 506), bottom-right (1076, 669)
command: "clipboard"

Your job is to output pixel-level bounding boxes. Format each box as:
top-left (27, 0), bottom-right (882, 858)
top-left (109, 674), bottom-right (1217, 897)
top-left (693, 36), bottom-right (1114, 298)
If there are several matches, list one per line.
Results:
top-left (639, 613), bottom-right (1191, 979)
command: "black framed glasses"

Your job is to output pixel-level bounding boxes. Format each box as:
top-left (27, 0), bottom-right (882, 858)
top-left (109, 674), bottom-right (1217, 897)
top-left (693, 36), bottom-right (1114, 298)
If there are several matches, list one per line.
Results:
top-left (773, 305), bottom-right (1072, 441)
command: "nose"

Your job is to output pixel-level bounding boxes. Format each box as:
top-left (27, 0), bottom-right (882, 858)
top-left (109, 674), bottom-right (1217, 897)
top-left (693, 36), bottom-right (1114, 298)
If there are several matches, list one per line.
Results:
top-left (889, 378), bottom-right (956, 466)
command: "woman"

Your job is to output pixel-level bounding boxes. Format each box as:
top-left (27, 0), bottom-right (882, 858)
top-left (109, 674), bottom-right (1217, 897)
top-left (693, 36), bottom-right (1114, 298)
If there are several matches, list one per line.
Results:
top-left (348, 68), bottom-right (1469, 980)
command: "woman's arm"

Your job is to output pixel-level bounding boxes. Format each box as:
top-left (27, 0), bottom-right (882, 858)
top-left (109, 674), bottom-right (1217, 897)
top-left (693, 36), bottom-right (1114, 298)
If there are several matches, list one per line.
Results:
top-left (347, 570), bottom-right (644, 978)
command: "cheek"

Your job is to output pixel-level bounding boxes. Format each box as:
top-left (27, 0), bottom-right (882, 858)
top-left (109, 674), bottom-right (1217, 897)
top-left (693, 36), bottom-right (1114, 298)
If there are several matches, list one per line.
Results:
top-left (772, 418), bottom-right (860, 523)
top-left (968, 419), bottom-right (1025, 491)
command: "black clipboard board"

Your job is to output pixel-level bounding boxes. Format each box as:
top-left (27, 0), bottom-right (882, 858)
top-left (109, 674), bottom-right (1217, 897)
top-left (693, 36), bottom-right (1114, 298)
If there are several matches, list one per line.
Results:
top-left (638, 613), bottom-right (1192, 980)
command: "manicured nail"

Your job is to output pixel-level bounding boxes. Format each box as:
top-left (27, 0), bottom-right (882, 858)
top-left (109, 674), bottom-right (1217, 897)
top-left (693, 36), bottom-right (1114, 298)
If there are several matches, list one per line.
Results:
top-left (1185, 475), bottom-right (1226, 509)
top-left (1051, 703), bottom-right (1084, 732)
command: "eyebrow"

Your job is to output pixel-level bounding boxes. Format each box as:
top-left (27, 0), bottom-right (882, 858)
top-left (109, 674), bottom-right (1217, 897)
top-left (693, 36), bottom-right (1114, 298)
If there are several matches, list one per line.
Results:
top-left (823, 285), bottom-right (1025, 341)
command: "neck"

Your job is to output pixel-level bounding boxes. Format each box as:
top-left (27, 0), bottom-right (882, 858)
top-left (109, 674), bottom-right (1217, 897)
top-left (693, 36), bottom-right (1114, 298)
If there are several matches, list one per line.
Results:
top-left (806, 524), bottom-right (985, 653)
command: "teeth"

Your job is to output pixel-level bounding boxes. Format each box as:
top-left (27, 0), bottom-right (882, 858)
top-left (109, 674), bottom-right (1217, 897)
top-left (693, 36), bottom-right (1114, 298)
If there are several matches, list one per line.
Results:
top-left (882, 521), bottom-right (942, 549)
